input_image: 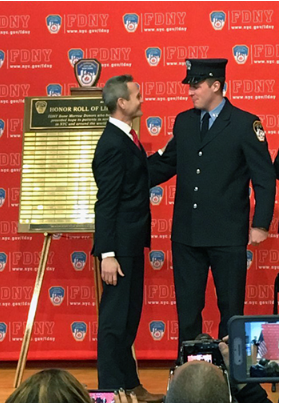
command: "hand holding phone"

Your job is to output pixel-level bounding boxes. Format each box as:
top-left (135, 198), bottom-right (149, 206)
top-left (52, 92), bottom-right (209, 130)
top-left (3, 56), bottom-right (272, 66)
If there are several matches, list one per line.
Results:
top-left (228, 315), bottom-right (279, 383)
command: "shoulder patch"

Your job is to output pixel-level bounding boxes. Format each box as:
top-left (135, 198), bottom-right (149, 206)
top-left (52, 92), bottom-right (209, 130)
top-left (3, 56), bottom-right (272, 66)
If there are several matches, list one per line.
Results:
top-left (253, 120), bottom-right (265, 142)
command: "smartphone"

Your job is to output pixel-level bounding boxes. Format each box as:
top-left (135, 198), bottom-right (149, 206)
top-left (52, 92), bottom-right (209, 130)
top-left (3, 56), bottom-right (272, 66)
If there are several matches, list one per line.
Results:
top-left (228, 315), bottom-right (279, 383)
top-left (88, 390), bottom-right (115, 403)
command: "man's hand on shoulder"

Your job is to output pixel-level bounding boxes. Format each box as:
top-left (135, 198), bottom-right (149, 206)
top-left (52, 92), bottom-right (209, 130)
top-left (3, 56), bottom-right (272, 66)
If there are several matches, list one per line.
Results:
top-left (249, 227), bottom-right (268, 245)
top-left (101, 257), bottom-right (125, 286)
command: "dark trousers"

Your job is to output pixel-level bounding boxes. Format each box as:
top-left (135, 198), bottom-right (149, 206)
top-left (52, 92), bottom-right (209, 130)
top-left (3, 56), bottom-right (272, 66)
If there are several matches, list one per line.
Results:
top-left (97, 255), bottom-right (144, 389)
top-left (172, 242), bottom-right (247, 355)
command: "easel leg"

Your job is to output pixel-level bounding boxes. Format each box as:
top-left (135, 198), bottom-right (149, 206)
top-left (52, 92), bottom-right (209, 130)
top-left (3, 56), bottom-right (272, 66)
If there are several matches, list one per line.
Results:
top-left (13, 233), bottom-right (52, 388)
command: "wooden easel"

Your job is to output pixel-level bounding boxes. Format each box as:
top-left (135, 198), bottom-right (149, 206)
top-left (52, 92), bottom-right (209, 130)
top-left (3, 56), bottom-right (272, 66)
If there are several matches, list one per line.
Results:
top-left (13, 233), bottom-right (103, 388)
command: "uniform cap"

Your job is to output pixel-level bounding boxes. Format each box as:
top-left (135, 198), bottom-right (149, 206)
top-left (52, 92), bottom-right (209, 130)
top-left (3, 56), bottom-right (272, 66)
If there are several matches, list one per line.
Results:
top-left (182, 58), bottom-right (228, 84)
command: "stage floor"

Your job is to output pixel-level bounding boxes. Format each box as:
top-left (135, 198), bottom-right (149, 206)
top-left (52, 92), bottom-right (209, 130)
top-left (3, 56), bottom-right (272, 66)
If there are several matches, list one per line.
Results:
top-left (0, 360), bottom-right (279, 403)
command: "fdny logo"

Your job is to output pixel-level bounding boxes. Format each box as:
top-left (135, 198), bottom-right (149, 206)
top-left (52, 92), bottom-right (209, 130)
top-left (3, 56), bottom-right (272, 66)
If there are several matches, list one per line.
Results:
top-left (49, 286), bottom-right (65, 306)
top-left (0, 119), bottom-right (4, 138)
top-left (150, 186), bottom-right (164, 206)
top-left (0, 323), bottom-right (7, 342)
top-left (52, 233), bottom-right (62, 240)
top-left (249, 187), bottom-right (252, 198)
top-left (146, 48), bottom-right (161, 66)
top-left (247, 250), bottom-right (253, 270)
top-left (76, 60), bottom-right (99, 87)
top-left (233, 45), bottom-right (249, 64)
top-left (0, 188), bottom-right (6, 207)
top-left (71, 322), bottom-right (87, 341)
top-left (210, 11), bottom-right (226, 30)
top-left (0, 253), bottom-right (7, 272)
top-left (149, 321), bottom-right (165, 341)
top-left (68, 49), bottom-right (84, 67)
top-left (71, 251), bottom-right (87, 271)
top-left (46, 15), bottom-right (62, 34)
top-left (149, 251), bottom-right (165, 270)
top-left (223, 82), bottom-right (228, 97)
top-left (47, 84), bottom-right (62, 97)
top-left (123, 14), bottom-right (139, 32)
top-left (146, 117), bottom-right (162, 136)
top-left (0, 50), bottom-right (5, 68)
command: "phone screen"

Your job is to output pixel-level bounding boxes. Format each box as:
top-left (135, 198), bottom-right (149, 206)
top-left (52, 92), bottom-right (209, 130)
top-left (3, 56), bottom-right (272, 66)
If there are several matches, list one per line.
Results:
top-left (244, 319), bottom-right (279, 378)
top-left (88, 391), bottom-right (115, 403)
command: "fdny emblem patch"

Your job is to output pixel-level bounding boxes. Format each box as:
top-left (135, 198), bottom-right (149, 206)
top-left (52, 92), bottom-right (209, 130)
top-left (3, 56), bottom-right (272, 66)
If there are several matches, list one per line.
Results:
top-left (0, 119), bottom-right (5, 138)
top-left (71, 252), bottom-right (87, 271)
top-left (146, 117), bottom-right (162, 136)
top-left (210, 11), bottom-right (226, 30)
top-left (0, 253), bottom-right (7, 272)
top-left (233, 45), bottom-right (249, 64)
top-left (47, 84), bottom-right (62, 97)
top-left (149, 251), bottom-right (165, 270)
top-left (150, 186), bottom-right (164, 205)
top-left (146, 48), bottom-right (161, 66)
top-left (71, 322), bottom-right (87, 341)
top-left (0, 50), bottom-right (5, 68)
top-left (46, 15), bottom-right (62, 34)
top-left (149, 321), bottom-right (165, 341)
top-left (123, 14), bottom-right (139, 32)
top-left (247, 250), bottom-right (253, 270)
top-left (68, 49), bottom-right (84, 67)
top-left (253, 121), bottom-right (265, 142)
top-left (0, 188), bottom-right (6, 207)
top-left (0, 323), bottom-right (7, 342)
top-left (49, 286), bottom-right (65, 306)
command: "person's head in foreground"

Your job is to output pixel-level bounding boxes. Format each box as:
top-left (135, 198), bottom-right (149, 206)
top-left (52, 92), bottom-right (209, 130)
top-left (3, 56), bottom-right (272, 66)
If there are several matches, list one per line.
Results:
top-left (166, 360), bottom-right (230, 403)
top-left (5, 368), bottom-right (92, 403)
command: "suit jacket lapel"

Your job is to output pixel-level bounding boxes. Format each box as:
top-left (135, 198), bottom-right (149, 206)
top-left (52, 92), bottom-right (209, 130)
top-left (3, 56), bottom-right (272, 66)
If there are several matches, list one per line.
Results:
top-left (199, 98), bottom-right (232, 150)
top-left (108, 122), bottom-right (148, 167)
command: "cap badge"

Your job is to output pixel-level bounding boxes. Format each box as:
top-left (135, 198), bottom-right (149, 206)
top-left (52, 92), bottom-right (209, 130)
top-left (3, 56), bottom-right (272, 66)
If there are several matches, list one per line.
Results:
top-left (186, 60), bottom-right (191, 70)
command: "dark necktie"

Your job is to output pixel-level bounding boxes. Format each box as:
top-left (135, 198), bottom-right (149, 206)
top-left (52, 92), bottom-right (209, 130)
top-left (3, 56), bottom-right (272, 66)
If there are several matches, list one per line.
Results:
top-left (130, 129), bottom-right (141, 150)
top-left (200, 112), bottom-right (210, 141)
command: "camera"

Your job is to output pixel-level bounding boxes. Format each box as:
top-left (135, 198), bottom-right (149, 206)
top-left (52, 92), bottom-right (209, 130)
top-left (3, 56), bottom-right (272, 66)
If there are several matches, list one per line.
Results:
top-left (180, 338), bottom-right (225, 369)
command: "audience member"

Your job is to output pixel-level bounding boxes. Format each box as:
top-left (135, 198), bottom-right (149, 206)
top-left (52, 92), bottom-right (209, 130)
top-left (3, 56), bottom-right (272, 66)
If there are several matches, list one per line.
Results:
top-left (219, 340), bottom-right (273, 403)
top-left (5, 368), bottom-right (92, 403)
top-left (165, 360), bottom-right (230, 403)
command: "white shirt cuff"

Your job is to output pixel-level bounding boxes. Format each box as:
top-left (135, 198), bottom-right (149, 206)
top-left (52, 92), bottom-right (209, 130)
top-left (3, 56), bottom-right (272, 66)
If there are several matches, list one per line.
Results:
top-left (101, 252), bottom-right (115, 259)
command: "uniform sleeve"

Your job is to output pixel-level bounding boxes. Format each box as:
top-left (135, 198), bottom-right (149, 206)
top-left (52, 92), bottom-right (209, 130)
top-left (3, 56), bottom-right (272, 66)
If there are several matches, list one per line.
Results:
top-left (242, 118), bottom-right (276, 230)
top-left (148, 137), bottom-right (177, 187)
top-left (92, 143), bottom-right (126, 255)
top-left (148, 113), bottom-right (185, 187)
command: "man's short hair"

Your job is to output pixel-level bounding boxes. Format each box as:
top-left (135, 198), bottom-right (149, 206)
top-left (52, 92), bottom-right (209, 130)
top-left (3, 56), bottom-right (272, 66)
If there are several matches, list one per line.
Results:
top-left (205, 77), bottom-right (225, 93)
top-left (102, 75), bottom-right (133, 114)
top-left (166, 361), bottom-right (230, 403)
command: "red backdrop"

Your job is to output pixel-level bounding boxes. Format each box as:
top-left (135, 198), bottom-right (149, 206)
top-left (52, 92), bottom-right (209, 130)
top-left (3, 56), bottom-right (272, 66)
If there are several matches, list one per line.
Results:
top-left (0, 1), bottom-right (279, 361)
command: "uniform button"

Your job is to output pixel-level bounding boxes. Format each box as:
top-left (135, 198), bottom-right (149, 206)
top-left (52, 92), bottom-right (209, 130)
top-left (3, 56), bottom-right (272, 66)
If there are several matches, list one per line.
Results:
top-left (194, 187), bottom-right (198, 191)
top-left (196, 169), bottom-right (200, 174)
top-left (193, 204), bottom-right (198, 209)
top-left (198, 151), bottom-right (203, 156)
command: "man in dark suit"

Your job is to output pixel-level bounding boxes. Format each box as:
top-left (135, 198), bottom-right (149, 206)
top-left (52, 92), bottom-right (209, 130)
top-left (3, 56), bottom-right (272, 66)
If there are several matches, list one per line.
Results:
top-left (92, 75), bottom-right (164, 402)
top-left (149, 59), bottom-right (276, 356)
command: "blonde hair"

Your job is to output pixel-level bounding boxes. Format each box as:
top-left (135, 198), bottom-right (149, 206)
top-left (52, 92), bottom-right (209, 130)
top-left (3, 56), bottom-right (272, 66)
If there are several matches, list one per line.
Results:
top-left (6, 369), bottom-right (92, 403)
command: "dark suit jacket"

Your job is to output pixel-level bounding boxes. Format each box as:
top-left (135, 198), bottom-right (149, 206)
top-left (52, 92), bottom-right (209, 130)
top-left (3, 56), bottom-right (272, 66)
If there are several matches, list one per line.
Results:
top-left (92, 122), bottom-right (151, 257)
top-left (149, 98), bottom-right (276, 247)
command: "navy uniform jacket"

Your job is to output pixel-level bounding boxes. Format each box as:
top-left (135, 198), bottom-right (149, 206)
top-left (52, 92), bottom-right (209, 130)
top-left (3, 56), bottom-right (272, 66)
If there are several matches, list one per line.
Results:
top-left (92, 122), bottom-right (151, 257)
top-left (149, 98), bottom-right (276, 247)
